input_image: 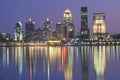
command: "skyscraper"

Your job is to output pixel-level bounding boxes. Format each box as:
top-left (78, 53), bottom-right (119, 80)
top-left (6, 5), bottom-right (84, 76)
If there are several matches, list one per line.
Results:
top-left (63, 8), bottom-right (72, 23)
top-left (62, 8), bottom-right (74, 41)
top-left (25, 18), bottom-right (35, 42)
top-left (43, 18), bottom-right (52, 30)
top-left (43, 18), bottom-right (52, 40)
top-left (80, 7), bottom-right (89, 40)
top-left (56, 22), bottom-right (62, 40)
top-left (93, 13), bottom-right (106, 40)
top-left (14, 22), bottom-right (24, 41)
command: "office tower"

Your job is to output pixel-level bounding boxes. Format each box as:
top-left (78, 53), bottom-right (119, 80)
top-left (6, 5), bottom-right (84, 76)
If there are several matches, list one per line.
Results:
top-left (80, 7), bottom-right (89, 40)
top-left (43, 18), bottom-right (52, 40)
top-left (25, 18), bottom-right (35, 42)
top-left (93, 13), bottom-right (106, 40)
top-left (66, 22), bottom-right (74, 38)
top-left (43, 18), bottom-right (52, 30)
top-left (62, 8), bottom-right (74, 41)
top-left (63, 8), bottom-right (72, 23)
top-left (56, 22), bottom-right (62, 40)
top-left (61, 22), bottom-right (68, 41)
top-left (14, 22), bottom-right (24, 41)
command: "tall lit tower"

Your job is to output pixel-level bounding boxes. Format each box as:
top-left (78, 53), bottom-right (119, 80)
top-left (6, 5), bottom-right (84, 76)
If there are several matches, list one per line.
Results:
top-left (56, 22), bottom-right (62, 40)
top-left (43, 18), bottom-right (52, 40)
top-left (80, 7), bottom-right (89, 39)
top-left (14, 22), bottom-right (24, 41)
top-left (62, 8), bottom-right (74, 41)
top-left (93, 13), bottom-right (106, 40)
top-left (43, 18), bottom-right (52, 30)
top-left (25, 18), bottom-right (35, 42)
top-left (63, 8), bottom-right (72, 23)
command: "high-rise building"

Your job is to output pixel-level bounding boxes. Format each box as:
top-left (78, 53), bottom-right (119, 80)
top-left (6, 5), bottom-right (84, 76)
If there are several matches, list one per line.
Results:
top-left (25, 18), bottom-right (35, 42)
top-left (62, 8), bottom-right (74, 41)
top-left (80, 7), bottom-right (89, 40)
top-left (14, 22), bottom-right (24, 41)
top-left (56, 22), bottom-right (62, 40)
top-left (93, 13), bottom-right (106, 40)
top-left (43, 18), bottom-right (52, 30)
top-left (63, 8), bottom-right (72, 23)
top-left (61, 22), bottom-right (68, 41)
top-left (66, 23), bottom-right (74, 38)
top-left (43, 18), bottom-right (52, 40)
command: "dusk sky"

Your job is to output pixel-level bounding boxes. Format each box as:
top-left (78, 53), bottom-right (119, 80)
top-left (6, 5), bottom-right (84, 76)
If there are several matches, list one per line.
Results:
top-left (0, 0), bottom-right (120, 37)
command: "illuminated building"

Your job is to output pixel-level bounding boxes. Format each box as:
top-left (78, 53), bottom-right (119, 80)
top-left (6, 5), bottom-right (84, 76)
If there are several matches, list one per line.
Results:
top-left (25, 18), bottom-right (35, 42)
top-left (61, 22), bottom-right (68, 41)
top-left (80, 7), bottom-right (89, 39)
top-left (43, 18), bottom-right (52, 30)
top-left (93, 13), bottom-right (106, 40)
top-left (63, 8), bottom-right (72, 23)
top-left (62, 8), bottom-right (74, 41)
top-left (14, 22), bottom-right (24, 41)
top-left (56, 22), bottom-right (62, 40)
top-left (0, 33), bottom-right (11, 42)
top-left (52, 30), bottom-right (57, 40)
top-left (43, 18), bottom-right (52, 40)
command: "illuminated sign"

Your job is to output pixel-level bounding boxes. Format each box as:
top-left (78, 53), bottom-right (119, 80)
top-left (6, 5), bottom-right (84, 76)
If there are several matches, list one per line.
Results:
top-left (95, 20), bottom-right (103, 23)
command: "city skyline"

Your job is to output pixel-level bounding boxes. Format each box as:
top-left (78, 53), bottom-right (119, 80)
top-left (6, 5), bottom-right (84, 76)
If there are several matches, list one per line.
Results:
top-left (0, 0), bottom-right (120, 37)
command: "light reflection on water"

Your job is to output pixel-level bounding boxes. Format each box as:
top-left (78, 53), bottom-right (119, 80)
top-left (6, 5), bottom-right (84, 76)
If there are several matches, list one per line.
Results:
top-left (0, 46), bottom-right (120, 80)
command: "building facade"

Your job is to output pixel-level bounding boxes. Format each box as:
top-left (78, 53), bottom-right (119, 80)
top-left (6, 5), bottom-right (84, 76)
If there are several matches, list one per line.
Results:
top-left (14, 22), bottom-right (24, 41)
top-left (43, 18), bottom-right (52, 40)
top-left (80, 7), bottom-right (89, 40)
top-left (25, 18), bottom-right (35, 42)
top-left (63, 8), bottom-right (72, 23)
top-left (56, 22), bottom-right (63, 40)
top-left (0, 33), bottom-right (11, 42)
top-left (93, 13), bottom-right (106, 40)
top-left (62, 8), bottom-right (74, 41)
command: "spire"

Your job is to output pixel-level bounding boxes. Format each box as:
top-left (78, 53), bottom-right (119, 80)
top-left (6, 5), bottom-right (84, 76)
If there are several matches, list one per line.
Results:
top-left (29, 18), bottom-right (32, 21)
top-left (47, 18), bottom-right (50, 21)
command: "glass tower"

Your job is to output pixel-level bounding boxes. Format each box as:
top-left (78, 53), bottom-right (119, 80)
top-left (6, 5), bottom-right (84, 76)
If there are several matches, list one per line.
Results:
top-left (62, 8), bottom-right (74, 41)
top-left (80, 7), bottom-right (89, 40)
top-left (14, 22), bottom-right (24, 41)
top-left (25, 18), bottom-right (35, 42)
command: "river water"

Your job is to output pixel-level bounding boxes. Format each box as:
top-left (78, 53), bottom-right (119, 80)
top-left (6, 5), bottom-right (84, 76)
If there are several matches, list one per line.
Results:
top-left (0, 46), bottom-right (120, 80)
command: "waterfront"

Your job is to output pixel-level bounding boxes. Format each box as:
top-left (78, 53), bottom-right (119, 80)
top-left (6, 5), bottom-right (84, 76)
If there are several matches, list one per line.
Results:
top-left (0, 46), bottom-right (120, 80)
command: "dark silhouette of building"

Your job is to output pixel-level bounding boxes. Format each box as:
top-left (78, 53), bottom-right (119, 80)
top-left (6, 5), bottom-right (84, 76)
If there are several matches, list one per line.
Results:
top-left (80, 7), bottom-right (89, 40)
top-left (43, 18), bottom-right (52, 40)
top-left (56, 22), bottom-right (62, 40)
top-left (25, 18), bottom-right (35, 42)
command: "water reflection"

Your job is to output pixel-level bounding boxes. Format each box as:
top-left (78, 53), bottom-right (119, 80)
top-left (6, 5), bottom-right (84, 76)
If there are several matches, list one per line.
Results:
top-left (93, 46), bottom-right (106, 80)
top-left (80, 46), bottom-right (89, 80)
top-left (15, 47), bottom-right (23, 75)
top-left (0, 46), bottom-right (120, 80)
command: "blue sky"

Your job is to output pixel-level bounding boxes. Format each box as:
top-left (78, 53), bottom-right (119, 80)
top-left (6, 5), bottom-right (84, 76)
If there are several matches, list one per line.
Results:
top-left (0, 0), bottom-right (120, 37)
